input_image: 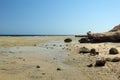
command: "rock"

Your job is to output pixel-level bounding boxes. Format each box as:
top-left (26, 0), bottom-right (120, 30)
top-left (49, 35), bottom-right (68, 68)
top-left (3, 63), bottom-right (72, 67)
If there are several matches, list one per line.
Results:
top-left (95, 59), bottom-right (106, 67)
top-left (79, 47), bottom-right (90, 53)
top-left (87, 64), bottom-right (93, 67)
top-left (36, 65), bottom-right (40, 68)
top-left (96, 52), bottom-right (99, 55)
top-left (64, 38), bottom-right (72, 43)
top-left (105, 58), bottom-right (112, 61)
top-left (57, 68), bottom-right (61, 71)
top-left (111, 57), bottom-right (120, 62)
top-left (109, 48), bottom-right (119, 55)
top-left (90, 48), bottom-right (99, 56)
top-left (42, 73), bottom-right (46, 75)
top-left (79, 38), bottom-right (90, 43)
top-left (90, 48), bottom-right (96, 54)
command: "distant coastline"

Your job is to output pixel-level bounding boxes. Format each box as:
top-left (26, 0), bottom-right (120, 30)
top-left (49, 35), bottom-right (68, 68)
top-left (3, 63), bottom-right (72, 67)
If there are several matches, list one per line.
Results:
top-left (0, 34), bottom-right (74, 37)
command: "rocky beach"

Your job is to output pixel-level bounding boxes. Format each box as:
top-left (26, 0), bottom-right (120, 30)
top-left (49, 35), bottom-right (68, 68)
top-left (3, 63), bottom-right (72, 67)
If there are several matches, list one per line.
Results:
top-left (0, 36), bottom-right (120, 80)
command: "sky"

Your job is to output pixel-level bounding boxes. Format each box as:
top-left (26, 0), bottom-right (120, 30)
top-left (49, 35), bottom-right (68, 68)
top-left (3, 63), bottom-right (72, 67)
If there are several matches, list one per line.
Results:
top-left (0, 0), bottom-right (120, 35)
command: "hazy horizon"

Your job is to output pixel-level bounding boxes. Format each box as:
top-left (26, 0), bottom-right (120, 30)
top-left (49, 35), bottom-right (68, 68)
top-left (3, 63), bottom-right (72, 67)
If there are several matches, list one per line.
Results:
top-left (1, 0), bottom-right (120, 35)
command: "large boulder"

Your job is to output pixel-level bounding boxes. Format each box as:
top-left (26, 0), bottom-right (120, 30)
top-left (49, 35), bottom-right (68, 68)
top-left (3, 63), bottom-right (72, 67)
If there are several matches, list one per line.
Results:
top-left (109, 48), bottom-right (119, 55)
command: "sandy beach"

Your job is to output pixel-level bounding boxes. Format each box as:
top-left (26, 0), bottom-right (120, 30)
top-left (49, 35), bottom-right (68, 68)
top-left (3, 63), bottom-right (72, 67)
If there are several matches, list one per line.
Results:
top-left (0, 36), bottom-right (120, 80)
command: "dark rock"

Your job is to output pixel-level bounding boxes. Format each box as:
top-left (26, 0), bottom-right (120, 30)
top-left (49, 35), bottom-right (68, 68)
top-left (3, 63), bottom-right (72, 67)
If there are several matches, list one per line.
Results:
top-left (105, 58), bottom-right (112, 61)
top-left (111, 57), bottom-right (120, 62)
top-left (57, 68), bottom-right (61, 71)
top-left (87, 64), bottom-right (93, 67)
top-left (42, 73), bottom-right (46, 75)
top-left (90, 48), bottom-right (96, 54)
top-left (95, 59), bottom-right (106, 67)
top-left (36, 65), bottom-right (40, 68)
top-left (90, 48), bottom-right (99, 56)
top-left (96, 52), bottom-right (99, 55)
top-left (64, 38), bottom-right (72, 43)
top-left (53, 44), bottom-right (56, 46)
top-left (79, 38), bottom-right (90, 43)
top-left (79, 47), bottom-right (90, 53)
top-left (109, 48), bottom-right (119, 55)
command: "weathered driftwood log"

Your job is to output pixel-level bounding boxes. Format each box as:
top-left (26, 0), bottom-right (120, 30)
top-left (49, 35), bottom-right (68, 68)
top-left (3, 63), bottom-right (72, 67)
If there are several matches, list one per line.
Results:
top-left (87, 30), bottom-right (120, 42)
top-left (86, 24), bottom-right (120, 42)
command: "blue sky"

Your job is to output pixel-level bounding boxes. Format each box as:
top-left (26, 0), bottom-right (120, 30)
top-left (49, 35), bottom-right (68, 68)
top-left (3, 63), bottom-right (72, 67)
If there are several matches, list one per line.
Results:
top-left (0, 0), bottom-right (120, 35)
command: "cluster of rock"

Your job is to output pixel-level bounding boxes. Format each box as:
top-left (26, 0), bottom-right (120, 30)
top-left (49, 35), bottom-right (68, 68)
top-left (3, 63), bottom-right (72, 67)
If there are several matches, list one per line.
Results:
top-left (79, 47), bottom-right (99, 56)
top-left (79, 46), bottom-right (119, 67)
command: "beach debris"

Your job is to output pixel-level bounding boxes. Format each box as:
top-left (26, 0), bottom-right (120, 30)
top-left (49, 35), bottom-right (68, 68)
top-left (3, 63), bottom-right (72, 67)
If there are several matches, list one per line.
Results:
top-left (56, 68), bottom-right (61, 71)
top-left (36, 65), bottom-right (40, 68)
top-left (90, 48), bottom-right (99, 56)
top-left (87, 64), bottom-right (93, 67)
top-left (79, 47), bottom-right (90, 53)
top-left (109, 48), bottom-right (119, 55)
top-left (64, 38), bottom-right (72, 43)
top-left (79, 38), bottom-right (90, 43)
top-left (111, 57), bottom-right (120, 62)
top-left (95, 58), bottom-right (106, 67)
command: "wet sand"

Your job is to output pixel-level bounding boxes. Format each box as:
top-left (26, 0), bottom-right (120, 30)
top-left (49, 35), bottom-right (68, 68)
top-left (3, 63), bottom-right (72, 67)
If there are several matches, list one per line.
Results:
top-left (0, 36), bottom-right (120, 80)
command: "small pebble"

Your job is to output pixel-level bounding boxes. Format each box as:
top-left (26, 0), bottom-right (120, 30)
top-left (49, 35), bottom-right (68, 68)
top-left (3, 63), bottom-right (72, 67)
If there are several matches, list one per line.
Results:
top-left (42, 73), bottom-right (46, 75)
top-left (57, 68), bottom-right (61, 71)
top-left (36, 65), bottom-right (40, 68)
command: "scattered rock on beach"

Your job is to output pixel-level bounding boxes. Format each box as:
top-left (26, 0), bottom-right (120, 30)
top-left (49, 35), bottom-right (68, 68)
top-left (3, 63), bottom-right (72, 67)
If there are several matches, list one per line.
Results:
top-left (64, 38), bottom-right (72, 43)
top-left (79, 47), bottom-right (90, 53)
top-left (109, 48), bottom-right (119, 55)
top-left (95, 58), bottom-right (106, 67)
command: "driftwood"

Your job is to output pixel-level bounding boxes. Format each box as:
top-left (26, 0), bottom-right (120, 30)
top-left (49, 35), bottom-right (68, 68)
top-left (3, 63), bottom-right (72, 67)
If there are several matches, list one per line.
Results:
top-left (87, 24), bottom-right (120, 42)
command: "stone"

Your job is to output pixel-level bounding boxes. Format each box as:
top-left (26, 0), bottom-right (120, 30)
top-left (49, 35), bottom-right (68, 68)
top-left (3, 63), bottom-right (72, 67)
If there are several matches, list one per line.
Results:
top-left (90, 48), bottom-right (99, 56)
top-left (109, 48), bottom-right (119, 55)
top-left (64, 38), bottom-right (72, 43)
top-left (111, 57), bottom-right (120, 62)
top-left (57, 68), bottom-right (61, 71)
top-left (36, 65), bottom-right (40, 68)
top-left (105, 58), bottom-right (112, 62)
top-left (79, 47), bottom-right (90, 53)
top-left (95, 59), bottom-right (106, 67)
top-left (87, 64), bottom-right (93, 67)
top-left (79, 38), bottom-right (90, 43)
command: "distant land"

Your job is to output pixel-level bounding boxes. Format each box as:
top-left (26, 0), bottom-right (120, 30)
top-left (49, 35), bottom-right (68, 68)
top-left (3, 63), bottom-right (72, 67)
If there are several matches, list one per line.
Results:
top-left (0, 34), bottom-right (74, 36)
